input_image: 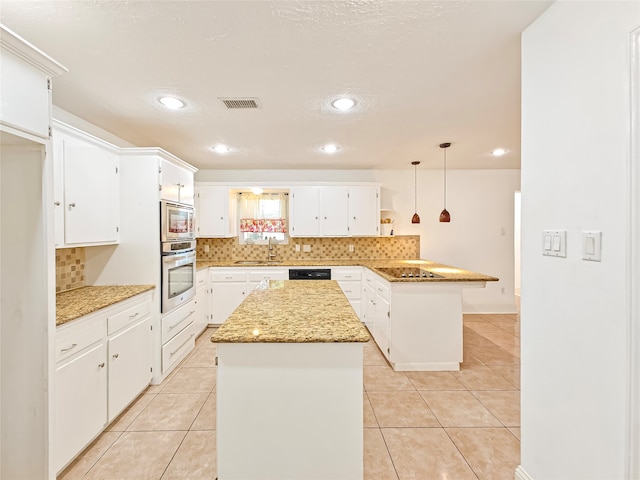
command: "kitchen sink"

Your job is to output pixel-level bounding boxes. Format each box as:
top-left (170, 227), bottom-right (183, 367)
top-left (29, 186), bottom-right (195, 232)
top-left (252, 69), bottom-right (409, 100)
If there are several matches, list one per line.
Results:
top-left (234, 260), bottom-right (283, 265)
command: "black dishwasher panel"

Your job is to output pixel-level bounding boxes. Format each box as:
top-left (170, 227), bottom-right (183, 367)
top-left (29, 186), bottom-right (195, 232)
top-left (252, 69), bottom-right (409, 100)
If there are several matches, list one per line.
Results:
top-left (288, 269), bottom-right (331, 280)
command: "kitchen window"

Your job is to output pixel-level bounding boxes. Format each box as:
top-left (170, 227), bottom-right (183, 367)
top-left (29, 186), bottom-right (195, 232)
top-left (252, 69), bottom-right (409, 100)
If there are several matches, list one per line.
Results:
top-left (237, 191), bottom-right (289, 244)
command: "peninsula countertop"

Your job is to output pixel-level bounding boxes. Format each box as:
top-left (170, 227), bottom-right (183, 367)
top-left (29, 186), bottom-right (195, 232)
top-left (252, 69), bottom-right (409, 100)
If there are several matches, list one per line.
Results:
top-left (196, 258), bottom-right (499, 283)
top-left (56, 285), bottom-right (156, 326)
top-left (211, 280), bottom-right (370, 344)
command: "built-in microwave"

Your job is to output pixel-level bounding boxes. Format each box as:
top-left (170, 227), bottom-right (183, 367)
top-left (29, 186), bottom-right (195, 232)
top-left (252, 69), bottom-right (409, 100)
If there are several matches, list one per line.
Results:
top-left (161, 200), bottom-right (195, 242)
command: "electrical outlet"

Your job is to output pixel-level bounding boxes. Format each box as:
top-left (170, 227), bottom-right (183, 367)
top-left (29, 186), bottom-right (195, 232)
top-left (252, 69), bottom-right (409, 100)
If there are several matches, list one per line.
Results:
top-left (349, 244), bottom-right (354, 253)
top-left (295, 244), bottom-right (300, 252)
top-left (204, 245), bottom-right (210, 252)
top-left (303, 245), bottom-right (311, 253)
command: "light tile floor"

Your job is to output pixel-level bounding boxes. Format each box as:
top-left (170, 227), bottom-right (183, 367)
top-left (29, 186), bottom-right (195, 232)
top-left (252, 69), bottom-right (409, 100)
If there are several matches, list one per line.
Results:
top-left (58, 313), bottom-right (520, 480)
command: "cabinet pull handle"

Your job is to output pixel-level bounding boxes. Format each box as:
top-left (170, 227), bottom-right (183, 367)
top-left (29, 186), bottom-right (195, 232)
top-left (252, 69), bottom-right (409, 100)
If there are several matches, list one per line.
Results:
top-left (61, 343), bottom-right (77, 353)
top-left (345, 275), bottom-right (352, 278)
top-left (170, 332), bottom-right (196, 357)
top-left (129, 312), bottom-right (139, 319)
top-left (98, 363), bottom-right (105, 368)
top-left (68, 202), bottom-right (76, 208)
top-left (168, 311), bottom-right (195, 330)
top-left (220, 216), bottom-right (224, 220)
top-left (54, 201), bottom-right (60, 206)
top-left (225, 276), bottom-right (233, 280)
top-left (112, 353), bottom-right (119, 359)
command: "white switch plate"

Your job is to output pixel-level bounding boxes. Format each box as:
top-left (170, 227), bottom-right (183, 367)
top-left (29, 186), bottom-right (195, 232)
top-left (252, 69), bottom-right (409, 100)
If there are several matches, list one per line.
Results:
top-left (542, 230), bottom-right (566, 257)
top-left (295, 244), bottom-right (300, 252)
top-left (582, 231), bottom-right (602, 261)
top-left (349, 244), bottom-right (354, 253)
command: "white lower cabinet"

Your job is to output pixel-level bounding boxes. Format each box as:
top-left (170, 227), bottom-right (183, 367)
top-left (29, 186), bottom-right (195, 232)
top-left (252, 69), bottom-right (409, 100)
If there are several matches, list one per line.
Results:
top-left (55, 340), bottom-right (107, 473)
top-left (211, 269), bottom-right (248, 325)
top-left (107, 317), bottom-right (152, 422)
top-left (332, 267), bottom-right (362, 318)
top-left (55, 291), bottom-right (153, 473)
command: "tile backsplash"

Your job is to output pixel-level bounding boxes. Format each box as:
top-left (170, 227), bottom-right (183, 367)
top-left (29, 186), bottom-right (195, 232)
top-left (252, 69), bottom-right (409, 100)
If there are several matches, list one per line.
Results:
top-left (56, 247), bottom-right (85, 293)
top-left (196, 235), bottom-right (420, 261)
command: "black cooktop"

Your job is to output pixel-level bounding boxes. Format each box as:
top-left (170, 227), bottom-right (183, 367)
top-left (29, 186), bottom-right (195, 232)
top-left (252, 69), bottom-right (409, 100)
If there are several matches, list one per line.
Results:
top-left (377, 267), bottom-right (443, 279)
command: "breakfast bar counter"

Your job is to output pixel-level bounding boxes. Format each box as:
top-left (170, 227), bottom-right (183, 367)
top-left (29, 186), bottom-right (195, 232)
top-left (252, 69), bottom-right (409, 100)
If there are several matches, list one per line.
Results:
top-left (211, 280), bottom-right (368, 480)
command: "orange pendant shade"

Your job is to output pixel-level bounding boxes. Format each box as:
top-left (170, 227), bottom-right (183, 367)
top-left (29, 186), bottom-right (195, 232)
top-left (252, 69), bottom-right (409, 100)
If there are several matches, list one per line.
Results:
top-left (439, 209), bottom-right (450, 223)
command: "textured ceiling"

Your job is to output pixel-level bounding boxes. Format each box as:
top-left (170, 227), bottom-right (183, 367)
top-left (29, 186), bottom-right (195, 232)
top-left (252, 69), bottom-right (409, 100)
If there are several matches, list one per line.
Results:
top-left (0, 1), bottom-right (551, 170)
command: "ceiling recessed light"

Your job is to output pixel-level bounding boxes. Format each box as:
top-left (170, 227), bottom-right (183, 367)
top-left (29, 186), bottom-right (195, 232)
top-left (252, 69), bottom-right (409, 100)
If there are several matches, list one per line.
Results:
top-left (251, 187), bottom-right (264, 195)
top-left (211, 144), bottom-right (231, 154)
top-left (331, 98), bottom-right (355, 111)
top-left (491, 148), bottom-right (507, 156)
top-left (321, 144), bottom-right (340, 153)
top-left (159, 96), bottom-right (185, 109)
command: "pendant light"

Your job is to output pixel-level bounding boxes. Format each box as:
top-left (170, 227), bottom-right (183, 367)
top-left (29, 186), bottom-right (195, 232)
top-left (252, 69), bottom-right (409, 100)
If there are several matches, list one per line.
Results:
top-left (411, 161), bottom-right (421, 224)
top-left (439, 142), bottom-right (452, 222)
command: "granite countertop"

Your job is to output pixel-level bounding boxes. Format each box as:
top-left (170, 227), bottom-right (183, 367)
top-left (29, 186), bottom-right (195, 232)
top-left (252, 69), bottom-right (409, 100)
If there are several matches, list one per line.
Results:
top-left (211, 280), bottom-right (370, 344)
top-left (197, 258), bottom-right (498, 283)
top-left (56, 285), bottom-right (155, 326)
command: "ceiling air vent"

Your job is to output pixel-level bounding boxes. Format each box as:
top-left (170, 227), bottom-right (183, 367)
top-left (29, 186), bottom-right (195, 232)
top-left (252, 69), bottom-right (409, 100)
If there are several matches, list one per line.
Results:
top-left (219, 97), bottom-right (261, 109)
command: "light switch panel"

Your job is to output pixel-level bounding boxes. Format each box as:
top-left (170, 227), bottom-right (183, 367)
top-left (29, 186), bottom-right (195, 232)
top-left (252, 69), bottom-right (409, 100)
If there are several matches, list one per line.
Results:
top-left (582, 231), bottom-right (602, 261)
top-left (542, 230), bottom-right (566, 257)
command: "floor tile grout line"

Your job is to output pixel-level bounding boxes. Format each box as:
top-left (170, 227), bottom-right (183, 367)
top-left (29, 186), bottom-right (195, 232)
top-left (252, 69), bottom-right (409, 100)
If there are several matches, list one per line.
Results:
top-left (158, 430), bottom-right (190, 480)
top-left (60, 430), bottom-right (125, 480)
top-left (441, 426), bottom-right (482, 480)
top-left (378, 427), bottom-right (401, 480)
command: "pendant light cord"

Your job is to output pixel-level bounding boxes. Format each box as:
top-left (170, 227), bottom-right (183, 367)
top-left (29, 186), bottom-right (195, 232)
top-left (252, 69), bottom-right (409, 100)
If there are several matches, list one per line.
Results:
top-left (414, 163), bottom-right (418, 211)
top-left (443, 147), bottom-right (447, 209)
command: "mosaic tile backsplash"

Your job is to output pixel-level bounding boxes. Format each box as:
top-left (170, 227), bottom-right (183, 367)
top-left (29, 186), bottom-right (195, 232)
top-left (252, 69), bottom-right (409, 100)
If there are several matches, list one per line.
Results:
top-left (56, 247), bottom-right (85, 293)
top-left (196, 235), bottom-right (420, 261)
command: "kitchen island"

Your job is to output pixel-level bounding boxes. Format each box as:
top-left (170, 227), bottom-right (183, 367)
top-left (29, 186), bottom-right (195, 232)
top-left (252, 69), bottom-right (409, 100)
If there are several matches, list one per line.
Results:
top-left (211, 280), bottom-right (369, 480)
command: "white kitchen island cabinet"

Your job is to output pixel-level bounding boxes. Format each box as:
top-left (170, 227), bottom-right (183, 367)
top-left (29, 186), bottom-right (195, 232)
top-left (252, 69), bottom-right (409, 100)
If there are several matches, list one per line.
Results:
top-left (212, 280), bottom-right (369, 480)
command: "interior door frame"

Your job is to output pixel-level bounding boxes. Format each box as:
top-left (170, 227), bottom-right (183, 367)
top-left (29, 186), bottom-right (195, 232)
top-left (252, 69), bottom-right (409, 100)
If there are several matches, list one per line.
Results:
top-left (627, 25), bottom-right (640, 480)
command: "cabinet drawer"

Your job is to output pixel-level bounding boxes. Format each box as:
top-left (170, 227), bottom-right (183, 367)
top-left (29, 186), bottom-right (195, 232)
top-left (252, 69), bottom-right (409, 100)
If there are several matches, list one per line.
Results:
top-left (248, 269), bottom-right (286, 282)
top-left (338, 281), bottom-right (361, 300)
top-left (363, 271), bottom-right (376, 287)
top-left (56, 315), bottom-right (106, 363)
top-left (211, 270), bottom-right (247, 282)
top-left (162, 299), bottom-right (196, 344)
top-left (375, 280), bottom-right (390, 302)
top-left (107, 297), bottom-right (150, 335)
top-left (332, 268), bottom-right (362, 281)
top-left (162, 323), bottom-right (197, 373)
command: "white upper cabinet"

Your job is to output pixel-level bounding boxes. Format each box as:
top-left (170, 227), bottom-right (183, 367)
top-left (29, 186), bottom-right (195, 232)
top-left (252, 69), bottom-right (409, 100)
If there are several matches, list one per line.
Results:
top-left (290, 185), bottom-right (379, 237)
top-left (159, 158), bottom-right (196, 206)
top-left (290, 186), bottom-right (349, 237)
top-left (348, 186), bottom-right (380, 236)
top-left (0, 25), bottom-right (66, 141)
top-left (195, 185), bottom-right (234, 237)
top-left (53, 122), bottom-right (120, 247)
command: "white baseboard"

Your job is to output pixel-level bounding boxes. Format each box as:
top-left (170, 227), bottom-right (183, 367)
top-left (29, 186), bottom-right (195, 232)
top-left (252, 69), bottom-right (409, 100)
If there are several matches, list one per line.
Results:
top-left (515, 465), bottom-right (533, 480)
top-left (391, 361), bottom-right (460, 371)
top-left (462, 301), bottom-right (519, 314)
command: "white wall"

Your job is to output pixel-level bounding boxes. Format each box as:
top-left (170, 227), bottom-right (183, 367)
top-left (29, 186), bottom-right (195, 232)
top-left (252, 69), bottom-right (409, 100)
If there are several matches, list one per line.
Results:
top-left (197, 168), bottom-right (520, 313)
top-left (520, 2), bottom-right (639, 479)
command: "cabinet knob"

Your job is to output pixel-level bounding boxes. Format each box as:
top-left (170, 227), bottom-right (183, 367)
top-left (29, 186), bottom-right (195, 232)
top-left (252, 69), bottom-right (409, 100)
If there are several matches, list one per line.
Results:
top-left (98, 363), bottom-right (105, 368)
top-left (54, 201), bottom-right (60, 206)
top-left (112, 353), bottom-right (119, 359)
top-left (68, 202), bottom-right (76, 208)
top-left (220, 216), bottom-right (224, 220)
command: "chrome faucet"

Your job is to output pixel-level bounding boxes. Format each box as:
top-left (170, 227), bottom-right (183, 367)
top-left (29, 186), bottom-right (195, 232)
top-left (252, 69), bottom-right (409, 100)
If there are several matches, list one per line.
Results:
top-left (268, 237), bottom-right (277, 260)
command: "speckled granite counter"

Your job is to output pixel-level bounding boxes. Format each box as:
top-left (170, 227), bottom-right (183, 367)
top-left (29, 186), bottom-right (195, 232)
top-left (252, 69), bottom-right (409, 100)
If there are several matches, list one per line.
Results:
top-left (56, 285), bottom-right (155, 326)
top-left (211, 280), bottom-right (370, 343)
top-left (197, 258), bottom-right (498, 283)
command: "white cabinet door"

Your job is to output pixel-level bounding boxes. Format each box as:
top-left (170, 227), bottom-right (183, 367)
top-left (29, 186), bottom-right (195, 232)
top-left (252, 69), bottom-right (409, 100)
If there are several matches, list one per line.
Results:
top-left (211, 281), bottom-right (247, 325)
top-left (348, 186), bottom-right (380, 236)
top-left (362, 283), bottom-right (376, 331)
top-left (320, 186), bottom-right (349, 236)
top-left (53, 134), bottom-right (65, 246)
top-left (0, 48), bottom-right (51, 139)
top-left (55, 341), bottom-right (107, 472)
top-left (195, 283), bottom-right (208, 333)
top-left (290, 186), bottom-right (349, 237)
top-left (195, 186), bottom-right (232, 237)
top-left (107, 317), bottom-right (152, 422)
top-left (290, 186), bottom-right (320, 236)
top-left (373, 295), bottom-right (390, 359)
top-left (160, 159), bottom-right (194, 205)
top-left (59, 133), bottom-right (119, 246)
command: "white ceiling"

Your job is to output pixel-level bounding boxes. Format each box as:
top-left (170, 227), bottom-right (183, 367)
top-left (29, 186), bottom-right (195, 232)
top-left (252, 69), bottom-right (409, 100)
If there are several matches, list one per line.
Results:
top-left (0, 1), bottom-right (551, 171)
